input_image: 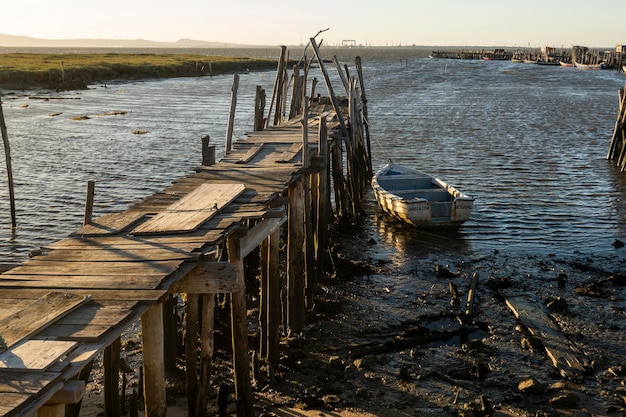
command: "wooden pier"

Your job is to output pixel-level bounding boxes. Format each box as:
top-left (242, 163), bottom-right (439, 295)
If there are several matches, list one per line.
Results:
top-left (0, 39), bottom-right (371, 417)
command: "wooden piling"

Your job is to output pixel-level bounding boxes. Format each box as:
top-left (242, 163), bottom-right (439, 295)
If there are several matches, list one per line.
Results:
top-left (227, 235), bottom-right (255, 416)
top-left (607, 85), bottom-right (626, 170)
top-left (0, 96), bottom-right (16, 228)
top-left (253, 86), bottom-right (266, 131)
top-left (185, 293), bottom-right (199, 416)
top-left (83, 180), bottom-right (95, 226)
top-left (103, 338), bottom-right (121, 417)
top-left (201, 134), bottom-right (215, 166)
top-left (287, 178), bottom-right (305, 333)
top-left (141, 303), bottom-right (166, 417)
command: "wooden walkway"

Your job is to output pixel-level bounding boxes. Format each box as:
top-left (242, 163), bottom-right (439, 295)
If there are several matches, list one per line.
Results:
top-left (0, 40), bottom-right (371, 417)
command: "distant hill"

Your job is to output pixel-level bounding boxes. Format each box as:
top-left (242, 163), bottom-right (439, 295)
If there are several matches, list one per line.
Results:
top-left (0, 33), bottom-right (258, 48)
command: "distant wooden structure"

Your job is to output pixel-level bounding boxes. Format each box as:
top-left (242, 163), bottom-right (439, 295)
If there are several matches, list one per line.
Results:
top-left (0, 40), bottom-right (371, 417)
top-left (607, 84), bottom-right (626, 170)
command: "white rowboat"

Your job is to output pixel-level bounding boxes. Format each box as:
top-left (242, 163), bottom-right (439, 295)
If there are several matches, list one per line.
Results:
top-left (372, 162), bottom-right (474, 228)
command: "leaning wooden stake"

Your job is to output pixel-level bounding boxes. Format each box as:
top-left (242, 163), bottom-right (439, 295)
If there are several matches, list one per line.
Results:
top-left (0, 96), bottom-right (16, 228)
top-left (465, 272), bottom-right (479, 316)
top-left (225, 73), bottom-right (240, 154)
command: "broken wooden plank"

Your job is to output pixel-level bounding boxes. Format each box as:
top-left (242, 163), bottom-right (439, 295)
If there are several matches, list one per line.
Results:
top-left (236, 143), bottom-right (264, 164)
top-left (275, 143), bottom-right (303, 163)
top-left (0, 292), bottom-right (90, 349)
top-left (130, 183), bottom-right (246, 235)
top-left (505, 296), bottom-right (586, 381)
top-left (0, 340), bottom-right (78, 372)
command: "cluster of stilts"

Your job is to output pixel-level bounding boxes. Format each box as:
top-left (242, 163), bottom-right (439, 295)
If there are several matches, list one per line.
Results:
top-left (607, 85), bottom-right (626, 170)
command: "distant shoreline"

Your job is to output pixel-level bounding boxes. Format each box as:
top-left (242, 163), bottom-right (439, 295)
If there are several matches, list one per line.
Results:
top-left (0, 52), bottom-right (279, 91)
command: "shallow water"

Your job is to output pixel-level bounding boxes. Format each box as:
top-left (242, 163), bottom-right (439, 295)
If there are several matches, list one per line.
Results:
top-left (1, 48), bottom-right (625, 264)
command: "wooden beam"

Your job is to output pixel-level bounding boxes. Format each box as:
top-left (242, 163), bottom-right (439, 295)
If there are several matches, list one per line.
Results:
top-left (45, 380), bottom-right (85, 405)
top-left (169, 262), bottom-right (240, 294)
top-left (239, 215), bottom-right (287, 258)
top-left (141, 303), bottom-right (166, 417)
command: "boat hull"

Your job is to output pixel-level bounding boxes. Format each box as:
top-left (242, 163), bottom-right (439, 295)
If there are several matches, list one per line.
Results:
top-left (372, 163), bottom-right (474, 228)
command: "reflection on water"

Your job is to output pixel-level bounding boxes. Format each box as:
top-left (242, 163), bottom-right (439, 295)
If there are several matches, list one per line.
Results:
top-left (1, 47), bottom-right (626, 263)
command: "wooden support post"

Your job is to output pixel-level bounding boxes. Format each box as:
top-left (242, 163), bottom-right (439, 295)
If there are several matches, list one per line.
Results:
top-left (38, 381), bottom-right (86, 417)
top-left (355, 56), bottom-right (372, 178)
top-left (185, 293), bottom-right (199, 416)
top-left (288, 65), bottom-right (301, 120)
top-left (83, 180), bottom-right (95, 226)
top-left (301, 96), bottom-right (315, 308)
top-left (253, 86), bottom-right (266, 131)
top-left (37, 404), bottom-right (64, 417)
top-left (225, 73), bottom-right (240, 154)
top-left (287, 178), bottom-right (305, 333)
top-left (316, 117), bottom-right (330, 274)
top-left (310, 77), bottom-right (318, 99)
top-left (227, 235), bottom-right (255, 416)
top-left (259, 238), bottom-right (269, 360)
top-left (141, 303), bottom-right (166, 417)
top-left (103, 337), bottom-right (121, 417)
top-left (266, 46), bottom-right (287, 128)
top-left (332, 55), bottom-right (349, 95)
top-left (0, 96), bottom-right (16, 228)
top-left (201, 135), bottom-right (215, 166)
top-left (162, 294), bottom-right (178, 374)
top-left (267, 228), bottom-right (280, 380)
top-left (309, 37), bottom-right (348, 140)
top-left (197, 293), bottom-right (215, 416)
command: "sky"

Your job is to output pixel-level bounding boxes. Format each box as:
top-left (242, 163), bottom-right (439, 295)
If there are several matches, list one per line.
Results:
top-left (2, 0), bottom-right (624, 48)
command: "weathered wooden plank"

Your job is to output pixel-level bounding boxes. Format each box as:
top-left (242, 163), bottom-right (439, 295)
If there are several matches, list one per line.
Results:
top-left (505, 296), bottom-right (586, 381)
top-left (131, 183), bottom-right (246, 235)
top-left (36, 247), bottom-right (199, 262)
top-left (0, 393), bottom-right (32, 416)
top-left (0, 276), bottom-right (167, 290)
top-left (42, 228), bottom-right (230, 249)
top-left (0, 300), bottom-right (32, 321)
top-left (35, 304), bottom-right (133, 341)
top-left (73, 210), bottom-right (146, 236)
top-left (235, 143), bottom-right (264, 164)
top-left (0, 371), bottom-right (60, 394)
top-left (37, 324), bottom-right (118, 342)
top-left (0, 288), bottom-right (165, 304)
top-left (0, 292), bottom-right (90, 349)
top-left (0, 340), bottom-right (78, 372)
top-left (51, 304), bottom-right (132, 326)
top-left (2, 260), bottom-right (181, 276)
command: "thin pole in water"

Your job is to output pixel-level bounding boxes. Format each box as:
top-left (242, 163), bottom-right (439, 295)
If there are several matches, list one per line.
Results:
top-left (0, 95), bottom-right (16, 229)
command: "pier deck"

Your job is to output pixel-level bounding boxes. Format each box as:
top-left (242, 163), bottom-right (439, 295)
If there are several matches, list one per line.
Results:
top-left (0, 55), bottom-right (369, 416)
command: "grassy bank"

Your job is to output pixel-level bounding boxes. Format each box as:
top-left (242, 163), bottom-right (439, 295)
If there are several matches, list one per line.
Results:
top-left (0, 53), bottom-right (278, 90)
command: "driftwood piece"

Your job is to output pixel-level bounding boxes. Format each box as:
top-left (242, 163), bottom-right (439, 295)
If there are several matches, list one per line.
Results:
top-left (505, 296), bottom-right (586, 381)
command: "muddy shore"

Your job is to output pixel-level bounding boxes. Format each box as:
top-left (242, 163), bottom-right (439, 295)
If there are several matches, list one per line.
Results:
top-left (76, 205), bottom-right (626, 417)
